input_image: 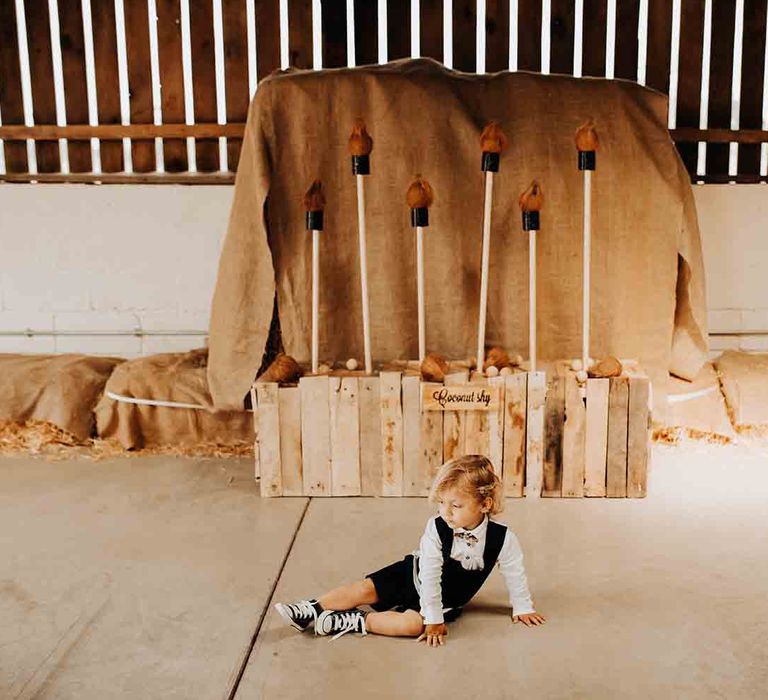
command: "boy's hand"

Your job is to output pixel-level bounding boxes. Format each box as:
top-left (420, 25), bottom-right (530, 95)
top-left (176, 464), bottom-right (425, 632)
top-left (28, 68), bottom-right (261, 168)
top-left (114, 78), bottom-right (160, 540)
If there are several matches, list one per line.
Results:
top-left (512, 612), bottom-right (546, 626)
top-left (417, 623), bottom-right (448, 647)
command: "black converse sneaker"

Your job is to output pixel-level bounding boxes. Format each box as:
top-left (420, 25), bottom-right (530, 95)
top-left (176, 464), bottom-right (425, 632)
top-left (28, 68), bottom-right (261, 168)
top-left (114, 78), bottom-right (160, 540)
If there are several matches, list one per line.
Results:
top-left (315, 609), bottom-right (368, 640)
top-left (274, 600), bottom-right (320, 632)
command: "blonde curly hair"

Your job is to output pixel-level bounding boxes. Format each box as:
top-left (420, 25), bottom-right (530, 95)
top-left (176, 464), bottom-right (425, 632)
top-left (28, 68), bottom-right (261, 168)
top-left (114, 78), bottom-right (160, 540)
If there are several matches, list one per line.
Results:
top-left (428, 454), bottom-right (504, 515)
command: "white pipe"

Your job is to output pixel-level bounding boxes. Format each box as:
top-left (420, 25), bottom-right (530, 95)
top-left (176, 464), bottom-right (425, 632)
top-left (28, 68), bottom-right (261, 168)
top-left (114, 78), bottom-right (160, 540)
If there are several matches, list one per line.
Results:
top-left (312, 229), bottom-right (320, 374)
top-left (583, 169), bottom-right (592, 370)
top-left (476, 170), bottom-right (494, 372)
top-left (356, 175), bottom-right (373, 374)
top-left (416, 225), bottom-right (426, 362)
top-left (529, 228), bottom-right (537, 372)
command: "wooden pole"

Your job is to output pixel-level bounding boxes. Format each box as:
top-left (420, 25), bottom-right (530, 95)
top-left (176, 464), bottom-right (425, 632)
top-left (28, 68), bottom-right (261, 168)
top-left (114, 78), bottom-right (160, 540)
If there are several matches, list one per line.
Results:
top-left (312, 228), bottom-right (320, 373)
top-left (476, 170), bottom-right (494, 372)
top-left (356, 174), bottom-right (373, 375)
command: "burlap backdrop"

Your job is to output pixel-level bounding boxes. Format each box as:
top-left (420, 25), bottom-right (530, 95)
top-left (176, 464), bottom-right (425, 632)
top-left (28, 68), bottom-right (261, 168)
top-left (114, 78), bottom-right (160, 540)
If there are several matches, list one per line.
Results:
top-left (208, 59), bottom-right (708, 414)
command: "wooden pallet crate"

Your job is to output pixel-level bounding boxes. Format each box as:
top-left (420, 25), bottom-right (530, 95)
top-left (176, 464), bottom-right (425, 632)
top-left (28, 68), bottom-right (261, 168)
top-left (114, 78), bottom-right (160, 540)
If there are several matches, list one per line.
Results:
top-left (251, 363), bottom-right (650, 499)
top-left (542, 363), bottom-right (651, 498)
top-left (251, 369), bottom-right (546, 498)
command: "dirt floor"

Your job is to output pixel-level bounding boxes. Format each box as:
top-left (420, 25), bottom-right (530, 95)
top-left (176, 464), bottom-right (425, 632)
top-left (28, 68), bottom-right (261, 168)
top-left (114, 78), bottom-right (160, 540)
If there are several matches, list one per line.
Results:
top-left (2, 442), bottom-right (767, 699)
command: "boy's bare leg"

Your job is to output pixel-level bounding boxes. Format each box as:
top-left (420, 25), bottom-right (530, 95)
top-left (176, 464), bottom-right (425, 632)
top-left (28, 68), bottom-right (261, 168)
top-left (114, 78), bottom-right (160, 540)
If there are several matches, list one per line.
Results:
top-left (365, 609), bottom-right (424, 637)
top-left (317, 577), bottom-right (378, 611)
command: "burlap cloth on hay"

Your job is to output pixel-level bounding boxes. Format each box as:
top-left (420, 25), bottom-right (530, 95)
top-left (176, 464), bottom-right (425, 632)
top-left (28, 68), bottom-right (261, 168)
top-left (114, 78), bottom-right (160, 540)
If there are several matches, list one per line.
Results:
top-left (0, 353), bottom-right (124, 440)
top-left (95, 349), bottom-right (253, 449)
top-left (208, 58), bottom-right (708, 419)
top-left (714, 351), bottom-right (768, 429)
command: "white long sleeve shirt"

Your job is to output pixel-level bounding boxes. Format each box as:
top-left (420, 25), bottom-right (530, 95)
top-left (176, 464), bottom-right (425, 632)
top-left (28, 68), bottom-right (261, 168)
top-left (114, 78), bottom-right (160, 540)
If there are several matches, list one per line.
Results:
top-left (415, 515), bottom-right (535, 625)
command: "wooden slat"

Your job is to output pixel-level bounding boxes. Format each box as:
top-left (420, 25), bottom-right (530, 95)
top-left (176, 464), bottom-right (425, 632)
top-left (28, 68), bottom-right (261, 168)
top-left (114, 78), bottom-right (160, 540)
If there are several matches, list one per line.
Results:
top-left (124, 0), bottom-right (155, 172)
top-left (525, 371), bottom-right (546, 498)
top-left (488, 375), bottom-right (506, 478)
top-left (329, 377), bottom-right (361, 496)
top-left (402, 375), bottom-right (422, 496)
top-left (255, 0), bottom-right (281, 79)
top-left (453, 0), bottom-right (476, 71)
top-left (25, 0), bottom-right (60, 172)
top-left (606, 375), bottom-right (629, 498)
top-left (223, 0), bottom-right (250, 171)
top-left (670, 128), bottom-right (768, 144)
top-left (517, 0), bottom-right (542, 71)
top-left (737, 0), bottom-right (768, 177)
top-left (627, 375), bottom-right (650, 498)
top-left (707, 0), bottom-right (737, 178)
top-left (561, 372), bottom-right (586, 497)
top-left (387, 0), bottom-right (411, 61)
top-left (359, 376), bottom-right (383, 496)
top-left (354, 0), bottom-right (379, 66)
top-left (256, 383), bottom-right (282, 497)
top-left (486, 0), bottom-right (510, 73)
top-left (420, 0), bottom-right (443, 63)
top-left (646, 0), bottom-right (673, 93)
top-left (584, 377), bottom-right (609, 497)
top-left (0, 123), bottom-right (246, 139)
top-left (442, 370), bottom-right (469, 461)
top-left (464, 372), bottom-right (491, 457)
top-left (582, 0), bottom-right (607, 77)
top-left (288, 0), bottom-right (313, 68)
top-left (0, 171), bottom-right (234, 185)
top-left (675, 0), bottom-right (706, 176)
top-left (91, 1), bottom-right (123, 172)
top-left (0, 0), bottom-right (28, 172)
top-left (502, 372), bottom-right (526, 497)
top-left (421, 382), bottom-right (444, 496)
top-left (190, 2), bottom-right (219, 171)
top-left (542, 371), bottom-right (564, 497)
top-left (300, 375), bottom-right (332, 496)
top-left (380, 371), bottom-right (404, 496)
top-left (549, 0), bottom-right (575, 75)
top-left (157, 0), bottom-right (188, 171)
top-left (278, 386), bottom-right (303, 496)
top-left (322, 0), bottom-right (347, 68)
top-left (250, 386), bottom-right (260, 480)
top-left (58, 0), bottom-right (92, 172)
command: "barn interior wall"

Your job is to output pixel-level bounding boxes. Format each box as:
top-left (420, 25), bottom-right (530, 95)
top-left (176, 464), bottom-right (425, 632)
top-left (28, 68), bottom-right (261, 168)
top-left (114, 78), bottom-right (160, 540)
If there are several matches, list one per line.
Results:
top-left (0, 183), bottom-right (764, 360)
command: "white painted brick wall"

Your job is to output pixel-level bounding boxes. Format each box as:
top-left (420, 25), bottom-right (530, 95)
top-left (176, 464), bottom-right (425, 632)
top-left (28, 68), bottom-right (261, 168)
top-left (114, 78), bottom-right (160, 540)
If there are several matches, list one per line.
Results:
top-left (0, 183), bottom-right (765, 359)
top-left (0, 184), bottom-right (231, 357)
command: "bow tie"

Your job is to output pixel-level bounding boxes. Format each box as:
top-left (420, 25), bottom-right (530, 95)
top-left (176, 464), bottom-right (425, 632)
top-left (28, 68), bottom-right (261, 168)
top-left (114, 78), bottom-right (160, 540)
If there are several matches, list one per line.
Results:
top-left (454, 531), bottom-right (478, 544)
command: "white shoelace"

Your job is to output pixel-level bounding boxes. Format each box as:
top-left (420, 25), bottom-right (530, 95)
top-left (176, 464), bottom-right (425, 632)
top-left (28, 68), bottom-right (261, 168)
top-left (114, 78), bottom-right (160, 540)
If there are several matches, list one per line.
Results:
top-left (328, 611), bottom-right (367, 640)
top-left (286, 600), bottom-right (317, 622)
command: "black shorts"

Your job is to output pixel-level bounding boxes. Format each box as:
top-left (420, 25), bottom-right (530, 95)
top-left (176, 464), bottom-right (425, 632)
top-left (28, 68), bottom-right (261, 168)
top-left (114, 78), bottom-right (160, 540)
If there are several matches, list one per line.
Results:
top-left (366, 555), bottom-right (463, 622)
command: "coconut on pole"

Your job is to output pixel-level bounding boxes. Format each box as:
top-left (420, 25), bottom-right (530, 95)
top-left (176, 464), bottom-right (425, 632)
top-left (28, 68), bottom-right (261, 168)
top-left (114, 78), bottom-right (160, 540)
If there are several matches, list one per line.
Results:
top-left (575, 120), bottom-right (598, 373)
top-left (475, 121), bottom-right (508, 372)
top-left (519, 180), bottom-right (543, 373)
top-left (406, 175), bottom-right (434, 363)
top-left (304, 180), bottom-right (325, 374)
top-left (348, 119), bottom-right (374, 375)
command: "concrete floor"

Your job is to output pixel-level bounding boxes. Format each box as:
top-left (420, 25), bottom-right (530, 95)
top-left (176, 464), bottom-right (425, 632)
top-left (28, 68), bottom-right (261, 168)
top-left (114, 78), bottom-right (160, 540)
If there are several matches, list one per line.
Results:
top-left (2, 443), bottom-right (767, 699)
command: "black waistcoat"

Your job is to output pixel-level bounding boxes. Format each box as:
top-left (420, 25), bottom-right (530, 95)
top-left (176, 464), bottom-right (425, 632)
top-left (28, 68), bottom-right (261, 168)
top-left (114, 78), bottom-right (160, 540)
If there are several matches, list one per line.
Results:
top-left (433, 516), bottom-right (507, 609)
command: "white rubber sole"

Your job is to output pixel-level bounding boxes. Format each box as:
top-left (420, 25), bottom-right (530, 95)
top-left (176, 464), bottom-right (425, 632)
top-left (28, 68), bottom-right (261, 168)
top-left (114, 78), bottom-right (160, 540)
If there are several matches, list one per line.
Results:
top-left (274, 603), bottom-right (312, 632)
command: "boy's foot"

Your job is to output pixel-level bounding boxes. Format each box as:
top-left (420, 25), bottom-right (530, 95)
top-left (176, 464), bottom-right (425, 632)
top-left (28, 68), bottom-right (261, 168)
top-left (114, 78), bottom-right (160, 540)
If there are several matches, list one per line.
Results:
top-left (274, 600), bottom-right (320, 632)
top-left (315, 609), bottom-right (368, 640)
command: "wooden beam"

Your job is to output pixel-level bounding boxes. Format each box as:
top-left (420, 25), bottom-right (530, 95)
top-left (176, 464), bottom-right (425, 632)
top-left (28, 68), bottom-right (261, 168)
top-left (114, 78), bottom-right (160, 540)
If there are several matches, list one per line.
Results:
top-left (670, 128), bottom-right (768, 144)
top-left (0, 123), bottom-right (246, 140)
top-left (0, 172), bottom-right (235, 185)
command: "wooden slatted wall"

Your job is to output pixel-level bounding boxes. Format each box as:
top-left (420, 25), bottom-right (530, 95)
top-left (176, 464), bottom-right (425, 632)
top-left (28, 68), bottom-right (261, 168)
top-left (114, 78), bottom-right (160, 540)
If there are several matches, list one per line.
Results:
top-left (1, 0), bottom-right (767, 184)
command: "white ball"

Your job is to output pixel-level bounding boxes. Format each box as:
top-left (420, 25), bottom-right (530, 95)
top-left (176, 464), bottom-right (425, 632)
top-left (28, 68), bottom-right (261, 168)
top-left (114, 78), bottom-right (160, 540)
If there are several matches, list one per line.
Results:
top-left (317, 363), bottom-right (331, 374)
top-left (499, 366), bottom-right (513, 376)
top-left (571, 359), bottom-right (583, 371)
top-left (576, 369), bottom-right (588, 383)
top-left (587, 356), bottom-right (596, 369)
top-left (486, 365), bottom-right (499, 378)
top-left (346, 358), bottom-right (359, 371)
top-left (512, 354), bottom-right (524, 366)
